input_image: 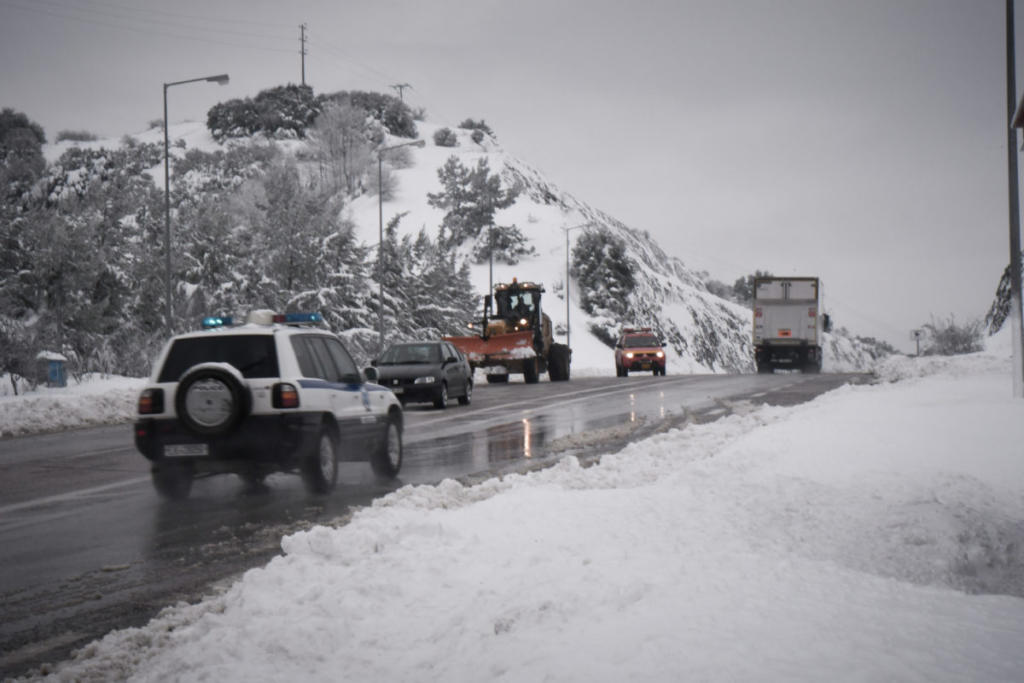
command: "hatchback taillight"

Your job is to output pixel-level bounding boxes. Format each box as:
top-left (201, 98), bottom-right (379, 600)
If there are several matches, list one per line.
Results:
top-left (273, 383), bottom-right (300, 409)
top-left (138, 388), bottom-right (164, 414)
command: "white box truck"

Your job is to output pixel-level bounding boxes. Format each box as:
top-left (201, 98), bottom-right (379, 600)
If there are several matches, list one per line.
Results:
top-left (753, 276), bottom-right (830, 373)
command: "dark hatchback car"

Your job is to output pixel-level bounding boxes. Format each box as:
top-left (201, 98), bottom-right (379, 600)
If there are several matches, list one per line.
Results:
top-left (368, 341), bottom-right (473, 409)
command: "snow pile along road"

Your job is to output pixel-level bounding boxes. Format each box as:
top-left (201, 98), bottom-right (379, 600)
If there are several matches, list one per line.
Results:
top-left (19, 340), bottom-right (1024, 682)
top-left (0, 375), bottom-right (144, 438)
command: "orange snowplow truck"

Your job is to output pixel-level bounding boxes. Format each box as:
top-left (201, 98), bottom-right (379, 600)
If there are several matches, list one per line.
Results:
top-left (445, 279), bottom-right (572, 384)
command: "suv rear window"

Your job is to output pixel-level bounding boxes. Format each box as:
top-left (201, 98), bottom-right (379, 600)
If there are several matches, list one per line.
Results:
top-left (157, 335), bottom-right (279, 382)
top-left (623, 335), bottom-right (660, 348)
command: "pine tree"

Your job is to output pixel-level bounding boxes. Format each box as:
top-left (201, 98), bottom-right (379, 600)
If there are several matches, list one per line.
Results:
top-left (427, 156), bottom-right (519, 249)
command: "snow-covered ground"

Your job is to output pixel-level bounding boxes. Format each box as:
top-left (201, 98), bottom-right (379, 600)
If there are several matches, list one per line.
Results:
top-left (10, 332), bottom-right (1023, 681)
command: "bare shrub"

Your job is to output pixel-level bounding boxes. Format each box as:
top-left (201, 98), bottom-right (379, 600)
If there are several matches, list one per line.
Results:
top-left (56, 129), bottom-right (98, 143)
top-left (922, 315), bottom-right (984, 356)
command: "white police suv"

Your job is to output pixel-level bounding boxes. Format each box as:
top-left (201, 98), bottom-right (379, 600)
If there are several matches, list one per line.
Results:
top-left (133, 310), bottom-right (403, 499)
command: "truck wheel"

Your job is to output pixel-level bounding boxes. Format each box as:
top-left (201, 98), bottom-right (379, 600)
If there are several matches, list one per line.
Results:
top-left (757, 362), bottom-right (773, 374)
top-left (151, 460), bottom-right (193, 500)
top-left (486, 373), bottom-right (509, 384)
top-left (301, 426), bottom-right (338, 494)
top-left (370, 412), bottom-right (403, 479)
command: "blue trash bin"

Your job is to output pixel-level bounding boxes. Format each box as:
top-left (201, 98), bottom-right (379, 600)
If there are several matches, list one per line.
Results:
top-left (36, 352), bottom-right (68, 388)
top-left (47, 359), bottom-right (67, 388)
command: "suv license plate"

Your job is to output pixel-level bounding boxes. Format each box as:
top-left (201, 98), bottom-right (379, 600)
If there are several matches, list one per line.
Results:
top-left (165, 443), bottom-right (209, 457)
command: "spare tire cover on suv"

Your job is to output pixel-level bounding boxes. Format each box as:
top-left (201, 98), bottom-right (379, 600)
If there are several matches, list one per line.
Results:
top-left (175, 362), bottom-right (251, 437)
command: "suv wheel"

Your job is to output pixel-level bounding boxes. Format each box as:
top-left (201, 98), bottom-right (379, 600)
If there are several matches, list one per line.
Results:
top-left (175, 364), bottom-right (250, 437)
top-left (151, 461), bottom-right (193, 500)
top-left (371, 413), bottom-right (403, 478)
top-left (301, 427), bottom-right (338, 494)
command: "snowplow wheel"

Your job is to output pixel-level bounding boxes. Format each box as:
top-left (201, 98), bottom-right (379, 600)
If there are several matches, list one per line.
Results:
top-left (549, 344), bottom-right (571, 381)
top-left (523, 358), bottom-right (540, 384)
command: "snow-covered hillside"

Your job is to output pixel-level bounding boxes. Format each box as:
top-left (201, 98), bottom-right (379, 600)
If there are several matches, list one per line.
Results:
top-left (339, 120), bottom-right (879, 373)
top-left (37, 113), bottom-right (883, 376)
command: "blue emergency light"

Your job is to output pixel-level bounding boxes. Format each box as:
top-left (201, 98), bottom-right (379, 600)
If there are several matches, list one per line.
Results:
top-left (202, 315), bottom-right (234, 329)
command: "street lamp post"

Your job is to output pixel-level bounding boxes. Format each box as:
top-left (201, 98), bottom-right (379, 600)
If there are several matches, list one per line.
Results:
top-left (562, 223), bottom-right (588, 348)
top-left (1007, 0), bottom-right (1024, 399)
top-left (163, 73), bottom-right (229, 333)
top-left (377, 139), bottom-right (426, 353)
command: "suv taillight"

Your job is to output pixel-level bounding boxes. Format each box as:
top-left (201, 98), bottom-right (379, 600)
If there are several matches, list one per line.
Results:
top-left (138, 388), bottom-right (164, 414)
top-left (273, 383), bottom-right (300, 409)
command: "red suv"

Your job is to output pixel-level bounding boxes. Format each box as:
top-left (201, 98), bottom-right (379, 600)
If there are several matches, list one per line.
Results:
top-left (614, 328), bottom-right (666, 376)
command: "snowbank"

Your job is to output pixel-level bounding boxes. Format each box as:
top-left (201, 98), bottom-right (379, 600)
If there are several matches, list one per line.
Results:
top-left (0, 374), bottom-right (144, 438)
top-left (21, 342), bottom-right (1024, 682)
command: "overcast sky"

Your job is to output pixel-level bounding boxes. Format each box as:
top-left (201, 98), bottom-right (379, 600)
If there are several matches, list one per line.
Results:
top-left (1, 0), bottom-right (1020, 352)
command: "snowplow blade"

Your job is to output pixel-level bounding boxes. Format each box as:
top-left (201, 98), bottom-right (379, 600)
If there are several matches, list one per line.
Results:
top-left (444, 330), bottom-right (536, 367)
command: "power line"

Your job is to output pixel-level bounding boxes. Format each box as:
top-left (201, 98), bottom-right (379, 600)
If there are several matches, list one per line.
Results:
top-left (5, 0), bottom-right (294, 41)
top-left (1, 0), bottom-right (295, 52)
top-left (68, 0), bottom-right (291, 28)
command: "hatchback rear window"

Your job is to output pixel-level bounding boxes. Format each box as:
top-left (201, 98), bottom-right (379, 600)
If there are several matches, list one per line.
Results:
top-left (158, 335), bottom-right (279, 382)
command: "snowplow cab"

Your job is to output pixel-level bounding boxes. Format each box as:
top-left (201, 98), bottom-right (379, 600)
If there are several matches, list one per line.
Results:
top-left (490, 279), bottom-right (544, 337)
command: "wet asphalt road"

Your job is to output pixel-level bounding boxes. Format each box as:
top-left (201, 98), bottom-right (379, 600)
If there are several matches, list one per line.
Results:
top-left (0, 371), bottom-right (868, 677)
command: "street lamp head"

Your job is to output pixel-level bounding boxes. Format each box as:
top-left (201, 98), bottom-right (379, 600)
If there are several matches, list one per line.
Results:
top-left (207, 74), bottom-right (230, 85)
top-left (380, 139), bottom-right (425, 154)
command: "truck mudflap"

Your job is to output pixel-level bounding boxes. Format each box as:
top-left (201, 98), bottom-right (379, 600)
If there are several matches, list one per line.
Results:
top-left (756, 343), bottom-right (822, 373)
top-left (444, 330), bottom-right (536, 368)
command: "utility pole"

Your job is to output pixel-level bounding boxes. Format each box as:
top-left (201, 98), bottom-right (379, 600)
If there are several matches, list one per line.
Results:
top-left (562, 224), bottom-right (588, 347)
top-left (300, 23), bottom-right (308, 86)
top-left (1006, 0), bottom-right (1024, 398)
top-left (391, 83), bottom-right (411, 101)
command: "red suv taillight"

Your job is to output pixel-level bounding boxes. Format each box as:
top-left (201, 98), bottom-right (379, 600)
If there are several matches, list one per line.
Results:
top-left (137, 388), bottom-right (164, 415)
top-left (273, 383), bottom-right (300, 409)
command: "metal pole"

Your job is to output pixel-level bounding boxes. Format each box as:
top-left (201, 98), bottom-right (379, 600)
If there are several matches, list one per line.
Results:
top-left (374, 139), bottom-right (424, 355)
top-left (562, 224), bottom-right (587, 346)
top-left (161, 73), bottom-right (229, 335)
top-left (163, 83), bottom-right (172, 334)
top-left (1007, 0), bottom-right (1024, 398)
top-left (565, 228), bottom-right (571, 348)
top-left (378, 154), bottom-right (384, 354)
